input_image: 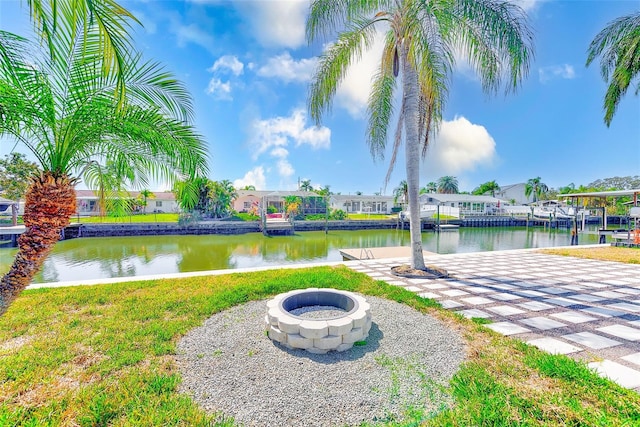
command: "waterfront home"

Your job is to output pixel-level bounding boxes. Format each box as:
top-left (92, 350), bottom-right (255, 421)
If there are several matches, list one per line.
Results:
top-left (418, 193), bottom-right (508, 217)
top-left (233, 190), bottom-right (326, 216)
top-left (75, 190), bottom-right (180, 214)
top-left (329, 194), bottom-right (395, 215)
top-left (233, 191), bottom-right (395, 216)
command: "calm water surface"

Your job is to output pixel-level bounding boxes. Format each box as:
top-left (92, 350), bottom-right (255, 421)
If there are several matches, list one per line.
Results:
top-left (0, 227), bottom-right (600, 284)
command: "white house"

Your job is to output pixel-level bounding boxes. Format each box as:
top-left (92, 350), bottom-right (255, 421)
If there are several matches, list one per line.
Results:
top-left (494, 183), bottom-right (535, 205)
top-left (329, 194), bottom-right (395, 214)
top-left (233, 190), bottom-right (395, 215)
top-left (418, 193), bottom-right (507, 216)
top-left (75, 190), bottom-right (180, 214)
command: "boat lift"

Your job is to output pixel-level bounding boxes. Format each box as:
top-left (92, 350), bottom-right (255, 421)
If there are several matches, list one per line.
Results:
top-left (558, 189), bottom-right (640, 246)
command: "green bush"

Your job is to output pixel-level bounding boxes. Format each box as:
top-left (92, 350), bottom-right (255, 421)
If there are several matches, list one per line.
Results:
top-left (267, 205), bottom-right (278, 214)
top-left (330, 209), bottom-right (347, 220)
top-left (233, 212), bottom-right (260, 221)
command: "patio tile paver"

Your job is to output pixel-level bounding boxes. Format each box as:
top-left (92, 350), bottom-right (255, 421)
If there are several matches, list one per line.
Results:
top-left (528, 337), bottom-right (582, 354)
top-left (622, 352), bottom-right (640, 366)
top-left (460, 296), bottom-right (493, 305)
top-left (562, 332), bottom-right (622, 349)
top-left (520, 317), bottom-right (567, 330)
top-left (346, 249), bottom-right (640, 391)
top-left (486, 305), bottom-right (526, 316)
top-left (588, 360), bottom-right (640, 389)
top-left (551, 311), bottom-right (598, 324)
top-left (597, 325), bottom-right (640, 341)
top-left (485, 322), bottom-right (531, 336)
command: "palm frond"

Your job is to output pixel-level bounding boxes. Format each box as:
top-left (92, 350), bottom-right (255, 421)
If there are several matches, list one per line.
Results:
top-left (308, 18), bottom-right (380, 124)
top-left (449, 0), bottom-right (534, 94)
top-left (27, 0), bottom-right (139, 103)
top-left (367, 31), bottom-right (398, 162)
top-left (306, 0), bottom-right (390, 43)
top-left (586, 11), bottom-right (640, 126)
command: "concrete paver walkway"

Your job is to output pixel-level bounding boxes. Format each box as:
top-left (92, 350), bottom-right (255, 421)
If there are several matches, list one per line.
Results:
top-left (346, 249), bottom-right (640, 392)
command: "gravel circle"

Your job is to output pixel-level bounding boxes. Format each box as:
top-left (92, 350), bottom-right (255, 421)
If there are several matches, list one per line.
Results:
top-left (175, 295), bottom-right (466, 427)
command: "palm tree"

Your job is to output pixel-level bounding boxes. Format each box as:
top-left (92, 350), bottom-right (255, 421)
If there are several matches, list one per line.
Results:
top-left (299, 179), bottom-right (314, 192)
top-left (420, 182), bottom-right (437, 194)
top-left (307, 0), bottom-right (533, 269)
top-left (139, 189), bottom-right (155, 214)
top-left (393, 180), bottom-right (408, 207)
top-left (525, 177), bottom-right (549, 203)
top-left (0, 19), bottom-right (208, 315)
top-left (473, 180), bottom-right (501, 197)
top-left (586, 11), bottom-right (640, 126)
top-left (437, 176), bottom-right (459, 194)
top-left (210, 180), bottom-right (237, 218)
top-left (23, 0), bottom-right (140, 104)
top-left (243, 185), bottom-right (256, 191)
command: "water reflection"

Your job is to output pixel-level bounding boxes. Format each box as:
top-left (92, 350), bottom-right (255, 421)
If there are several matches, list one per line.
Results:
top-left (0, 227), bottom-right (599, 284)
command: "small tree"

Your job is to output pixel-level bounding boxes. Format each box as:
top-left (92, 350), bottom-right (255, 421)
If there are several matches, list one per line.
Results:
top-left (138, 189), bottom-right (155, 214)
top-left (0, 153), bottom-right (41, 225)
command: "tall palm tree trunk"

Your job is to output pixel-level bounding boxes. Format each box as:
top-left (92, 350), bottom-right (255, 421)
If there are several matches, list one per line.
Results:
top-left (401, 44), bottom-right (427, 271)
top-left (0, 172), bottom-right (76, 315)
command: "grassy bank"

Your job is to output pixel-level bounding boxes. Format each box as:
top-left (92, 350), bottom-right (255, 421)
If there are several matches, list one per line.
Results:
top-left (1, 266), bottom-right (638, 426)
top-left (71, 213), bottom-right (180, 223)
top-left (541, 246), bottom-right (640, 264)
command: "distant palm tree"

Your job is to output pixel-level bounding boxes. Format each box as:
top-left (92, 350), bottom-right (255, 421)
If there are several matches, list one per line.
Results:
top-left (299, 179), bottom-right (314, 192)
top-left (139, 189), bottom-right (155, 214)
top-left (243, 185), bottom-right (256, 191)
top-left (558, 183), bottom-right (576, 195)
top-left (525, 177), bottom-right (549, 203)
top-left (307, 0), bottom-right (532, 270)
top-left (586, 11), bottom-right (640, 126)
top-left (393, 180), bottom-right (408, 207)
top-left (437, 176), bottom-right (459, 194)
top-left (0, 17), bottom-right (208, 315)
top-left (474, 180), bottom-right (501, 197)
top-left (420, 182), bottom-right (438, 194)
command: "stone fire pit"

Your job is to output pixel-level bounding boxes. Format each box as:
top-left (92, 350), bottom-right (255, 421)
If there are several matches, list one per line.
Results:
top-left (265, 288), bottom-right (372, 354)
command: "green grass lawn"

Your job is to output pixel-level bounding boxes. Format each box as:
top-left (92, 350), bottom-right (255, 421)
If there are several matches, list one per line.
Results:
top-left (71, 213), bottom-right (180, 223)
top-left (0, 266), bottom-right (637, 426)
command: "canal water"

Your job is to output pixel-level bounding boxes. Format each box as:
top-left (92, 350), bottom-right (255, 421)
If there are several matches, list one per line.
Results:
top-left (0, 227), bottom-right (600, 284)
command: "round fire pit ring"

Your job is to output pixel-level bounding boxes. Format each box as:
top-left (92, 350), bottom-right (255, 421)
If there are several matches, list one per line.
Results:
top-left (265, 288), bottom-right (372, 354)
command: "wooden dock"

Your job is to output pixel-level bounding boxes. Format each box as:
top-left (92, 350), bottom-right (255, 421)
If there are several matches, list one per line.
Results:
top-left (339, 246), bottom-right (435, 261)
top-left (261, 218), bottom-right (294, 236)
top-left (0, 226), bottom-right (26, 247)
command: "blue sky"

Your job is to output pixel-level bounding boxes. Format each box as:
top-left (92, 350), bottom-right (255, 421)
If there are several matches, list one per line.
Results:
top-left (1, 0), bottom-right (639, 195)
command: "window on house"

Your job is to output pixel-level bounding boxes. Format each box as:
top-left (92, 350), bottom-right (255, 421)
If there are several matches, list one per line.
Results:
top-left (156, 201), bottom-right (163, 207)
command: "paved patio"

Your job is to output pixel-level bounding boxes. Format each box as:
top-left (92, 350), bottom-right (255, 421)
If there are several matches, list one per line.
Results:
top-left (346, 249), bottom-right (640, 392)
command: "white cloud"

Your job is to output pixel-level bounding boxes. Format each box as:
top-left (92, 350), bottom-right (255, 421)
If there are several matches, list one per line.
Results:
top-left (206, 78), bottom-right (232, 100)
top-left (277, 159), bottom-right (295, 178)
top-left (509, 0), bottom-right (542, 12)
top-left (257, 52), bottom-right (317, 83)
top-left (172, 22), bottom-right (215, 51)
top-left (538, 64), bottom-right (576, 83)
top-left (249, 109), bottom-right (331, 179)
top-left (234, 167), bottom-right (266, 190)
top-left (270, 147), bottom-right (289, 159)
top-left (234, 1), bottom-right (309, 48)
top-left (210, 55), bottom-right (244, 76)
top-left (422, 116), bottom-right (497, 177)
top-left (131, 10), bottom-right (157, 34)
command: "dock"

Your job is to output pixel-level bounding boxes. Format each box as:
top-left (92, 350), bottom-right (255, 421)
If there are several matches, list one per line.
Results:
top-left (339, 246), bottom-right (435, 261)
top-left (0, 225), bottom-right (26, 247)
top-left (261, 218), bottom-right (294, 236)
top-left (435, 224), bottom-right (459, 231)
